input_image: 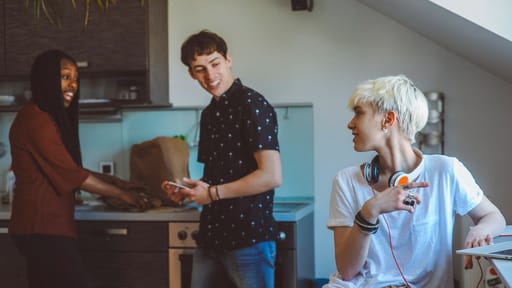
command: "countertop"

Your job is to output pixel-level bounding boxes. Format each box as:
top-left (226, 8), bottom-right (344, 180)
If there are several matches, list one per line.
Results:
top-left (0, 198), bottom-right (314, 223)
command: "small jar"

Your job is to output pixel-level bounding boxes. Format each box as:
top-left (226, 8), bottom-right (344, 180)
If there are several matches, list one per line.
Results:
top-left (129, 86), bottom-right (139, 100)
top-left (2, 170), bottom-right (15, 204)
top-left (0, 190), bottom-right (8, 204)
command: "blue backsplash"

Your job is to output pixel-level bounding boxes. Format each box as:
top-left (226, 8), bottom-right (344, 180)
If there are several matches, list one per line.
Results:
top-left (0, 105), bottom-right (313, 199)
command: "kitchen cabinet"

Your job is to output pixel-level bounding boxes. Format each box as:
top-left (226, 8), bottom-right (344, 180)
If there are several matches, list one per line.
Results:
top-left (275, 212), bottom-right (314, 288)
top-left (0, 0), bottom-right (5, 75)
top-left (3, 0), bottom-right (147, 76)
top-left (0, 221), bottom-right (28, 287)
top-left (0, 220), bottom-right (169, 288)
top-left (77, 220), bottom-right (169, 288)
top-left (0, 0), bottom-right (169, 106)
top-left (0, 201), bottom-right (313, 287)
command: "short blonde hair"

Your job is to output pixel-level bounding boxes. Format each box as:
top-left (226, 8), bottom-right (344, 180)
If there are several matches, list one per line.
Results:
top-left (348, 75), bottom-right (428, 142)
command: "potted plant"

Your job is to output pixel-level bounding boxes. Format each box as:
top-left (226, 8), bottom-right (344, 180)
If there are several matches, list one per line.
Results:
top-left (22, 0), bottom-right (144, 27)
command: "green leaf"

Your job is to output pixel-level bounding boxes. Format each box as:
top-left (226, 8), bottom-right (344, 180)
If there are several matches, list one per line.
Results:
top-left (21, 0), bottom-right (145, 28)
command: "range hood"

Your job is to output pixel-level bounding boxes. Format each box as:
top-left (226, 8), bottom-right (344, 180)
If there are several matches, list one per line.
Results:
top-left (79, 99), bottom-right (121, 122)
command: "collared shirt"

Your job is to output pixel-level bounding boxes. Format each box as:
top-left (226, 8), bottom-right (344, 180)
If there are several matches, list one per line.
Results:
top-left (197, 78), bottom-right (279, 250)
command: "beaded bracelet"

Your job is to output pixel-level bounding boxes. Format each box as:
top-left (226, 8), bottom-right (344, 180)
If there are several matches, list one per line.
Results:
top-left (354, 210), bottom-right (379, 234)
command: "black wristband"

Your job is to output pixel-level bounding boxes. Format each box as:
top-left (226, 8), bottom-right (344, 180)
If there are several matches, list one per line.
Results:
top-left (354, 220), bottom-right (379, 234)
top-left (355, 210), bottom-right (379, 226)
top-left (354, 210), bottom-right (379, 234)
top-left (207, 186), bottom-right (214, 202)
top-left (215, 185), bottom-right (221, 200)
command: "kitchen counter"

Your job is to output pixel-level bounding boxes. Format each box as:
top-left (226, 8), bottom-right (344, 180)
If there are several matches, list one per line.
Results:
top-left (0, 198), bottom-right (314, 223)
top-left (1, 198), bottom-right (314, 288)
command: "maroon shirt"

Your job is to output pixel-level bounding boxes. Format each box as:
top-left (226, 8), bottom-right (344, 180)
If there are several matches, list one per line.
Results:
top-left (9, 102), bottom-right (89, 238)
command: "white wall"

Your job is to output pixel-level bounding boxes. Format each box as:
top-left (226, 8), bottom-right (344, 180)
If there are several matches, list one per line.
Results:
top-left (430, 0), bottom-right (512, 41)
top-left (168, 0), bottom-right (512, 279)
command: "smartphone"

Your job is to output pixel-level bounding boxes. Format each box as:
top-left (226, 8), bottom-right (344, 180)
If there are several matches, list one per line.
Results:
top-left (166, 181), bottom-right (190, 190)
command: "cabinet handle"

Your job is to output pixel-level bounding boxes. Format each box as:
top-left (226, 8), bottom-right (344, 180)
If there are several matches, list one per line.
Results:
top-left (0, 227), bottom-right (8, 234)
top-left (103, 228), bottom-right (128, 236)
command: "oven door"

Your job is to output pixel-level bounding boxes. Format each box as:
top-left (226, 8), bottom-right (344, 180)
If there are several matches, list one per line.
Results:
top-left (169, 248), bottom-right (195, 288)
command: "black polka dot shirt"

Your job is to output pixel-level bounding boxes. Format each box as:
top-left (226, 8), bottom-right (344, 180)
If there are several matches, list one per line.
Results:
top-left (196, 78), bottom-right (279, 251)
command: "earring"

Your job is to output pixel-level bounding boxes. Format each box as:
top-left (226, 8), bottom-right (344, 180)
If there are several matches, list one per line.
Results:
top-left (382, 127), bottom-right (388, 133)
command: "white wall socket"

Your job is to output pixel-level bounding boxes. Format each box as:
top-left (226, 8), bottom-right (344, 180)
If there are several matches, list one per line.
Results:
top-left (100, 161), bottom-right (114, 175)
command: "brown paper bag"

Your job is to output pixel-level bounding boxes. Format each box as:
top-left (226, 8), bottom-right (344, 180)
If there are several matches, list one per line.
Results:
top-left (130, 136), bottom-right (190, 206)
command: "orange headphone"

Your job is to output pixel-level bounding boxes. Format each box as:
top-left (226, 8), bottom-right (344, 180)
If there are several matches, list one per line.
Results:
top-left (362, 151), bottom-right (422, 187)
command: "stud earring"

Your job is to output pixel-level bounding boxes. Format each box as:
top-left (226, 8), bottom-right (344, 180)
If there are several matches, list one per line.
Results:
top-left (382, 127), bottom-right (388, 133)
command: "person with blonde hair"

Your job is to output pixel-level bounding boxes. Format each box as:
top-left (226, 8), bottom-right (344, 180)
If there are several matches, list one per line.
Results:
top-left (324, 75), bottom-right (505, 288)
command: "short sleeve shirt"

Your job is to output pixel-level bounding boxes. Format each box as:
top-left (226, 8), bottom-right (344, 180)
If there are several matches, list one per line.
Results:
top-left (197, 78), bottom-right (280, 250)
top-left (326, 155), bottom-right (483, 287)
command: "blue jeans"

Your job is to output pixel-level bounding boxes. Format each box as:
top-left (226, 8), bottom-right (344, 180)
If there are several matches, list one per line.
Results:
top-left (191, 241), bottom-right (276, 288)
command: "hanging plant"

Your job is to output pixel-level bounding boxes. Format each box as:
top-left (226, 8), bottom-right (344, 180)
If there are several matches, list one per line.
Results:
top-left (22, 0), bottom-right (144, 28)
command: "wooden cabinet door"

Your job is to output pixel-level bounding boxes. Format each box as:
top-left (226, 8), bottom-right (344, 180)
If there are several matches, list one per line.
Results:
top-left (81, 251), bottom-right (169, 288)
top-left (77, 221), bottom-right (169, 288)
top-left (4, 0), bottom-right (147, 76)
top-left (0, 221), bottom-right (28, 287)
top-left (77, 221), bottom-right (168, 251)
top-left (0, 0), bottom-right (5, 75)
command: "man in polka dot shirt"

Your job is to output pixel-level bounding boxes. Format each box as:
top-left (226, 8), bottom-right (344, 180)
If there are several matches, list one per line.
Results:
top-left (165, 29), bottom-right (282, 288)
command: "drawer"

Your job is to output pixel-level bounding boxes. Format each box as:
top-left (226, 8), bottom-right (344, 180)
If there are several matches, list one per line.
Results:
top-left (77, 221), bottom-right (168, 252)
top-left (82, 251), bottom-right (168, 288)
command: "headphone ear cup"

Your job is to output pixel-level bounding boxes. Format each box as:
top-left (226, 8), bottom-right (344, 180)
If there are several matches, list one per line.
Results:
top-left (363, 162), bottom-right (371, 184)
top-left (363, 161), bottom-right (379, 185)
top-left (370, 163), bottom-right (379, 184)
top-left (389, 171), bottom-right (409, 187)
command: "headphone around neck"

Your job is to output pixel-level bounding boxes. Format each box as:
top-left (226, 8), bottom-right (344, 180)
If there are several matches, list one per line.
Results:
top-left (361, 150), bottom-right (423, 187)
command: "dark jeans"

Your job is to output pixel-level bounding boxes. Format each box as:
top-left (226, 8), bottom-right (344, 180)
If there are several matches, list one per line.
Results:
top-left (12, 234), bottom-right (90, 288)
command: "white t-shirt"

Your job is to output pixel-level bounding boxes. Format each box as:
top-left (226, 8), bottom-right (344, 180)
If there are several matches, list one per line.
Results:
top-left (325, 155), bottom-right (483, 288)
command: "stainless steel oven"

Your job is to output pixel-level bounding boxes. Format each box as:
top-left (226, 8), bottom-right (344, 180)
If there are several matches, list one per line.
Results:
top-left (169, 222), bottom-right (198, 288)
top-left (168, 212), bottom-right (314, 288)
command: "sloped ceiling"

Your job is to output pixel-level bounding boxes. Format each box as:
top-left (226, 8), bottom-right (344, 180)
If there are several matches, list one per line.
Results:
top-left (358, 0), bottom-right (512, 84)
